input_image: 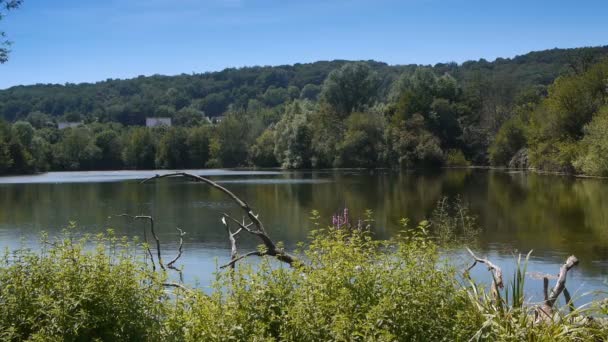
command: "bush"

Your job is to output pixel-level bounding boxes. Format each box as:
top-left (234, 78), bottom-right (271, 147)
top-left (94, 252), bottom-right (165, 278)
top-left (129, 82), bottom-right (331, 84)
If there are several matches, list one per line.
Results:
top-left (0, 226), bottom-right (167, 341)
top-left (574, 106), bottom-right (608, 176)
top-left (168, 224), bottom-right (481, 341)
top-left (2, 218), bottom-right (607, 341)
top-left (445, 149), bottom-right (470, 167)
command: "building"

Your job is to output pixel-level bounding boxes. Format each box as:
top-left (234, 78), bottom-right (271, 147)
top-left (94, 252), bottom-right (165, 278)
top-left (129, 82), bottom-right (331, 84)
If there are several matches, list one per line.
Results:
top-left (146, 117), bottom-right (172, 127)
top-left (57, 122), bottom-right (82, 129)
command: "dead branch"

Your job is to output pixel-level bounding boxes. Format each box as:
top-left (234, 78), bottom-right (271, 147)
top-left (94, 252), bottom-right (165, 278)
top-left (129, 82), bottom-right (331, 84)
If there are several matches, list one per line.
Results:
top-left (142, 172), bottom-right (299, 268)
top-left (221, 216), bottom-right (242, 269)
top-left (117, 214), bottom-right (160, 271)
top-left (466, 247), bottom-right (504, 302)
top-left (167, 227), bottom-right (186, 270)
top-left (563, 287), bottom-right (575, 313)
top-left (537, 255), bottom-right (579, 319)
top-left (162, 282), bottom-right (192, 292)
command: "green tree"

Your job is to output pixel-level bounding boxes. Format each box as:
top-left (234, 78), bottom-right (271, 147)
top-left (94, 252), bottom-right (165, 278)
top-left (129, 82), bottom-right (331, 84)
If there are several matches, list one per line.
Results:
top-left (208, 114), bottom-right (250, 167)
top-left (0, 121), bottom-right (13, 173)
top-left (274, 102), bottom-right (313, 168)
top-left (488, 112), bottom-right (528, 166)
top-left (337, 111), bottom-right (386, 168)
top-left (321, 63), bottom-right (380, 117)
top-left (94, 130), bottom-right (123, 170)
top-left (53, 127), bottom-right (100, 170)
top-left (249, 128), bottom-right (278, 167)
top-left (123, 128), bottom-right (156, 169)
top-left (574, 106), bottom-right (608, 176)
top-left (156, 128), bottom-right (189, 169)
top-left (387, 114), bottom-right (444, 168)
top-left (300, 83), bottom-right (321, 101)
top-left (187, 125), bottom-right (212, 168)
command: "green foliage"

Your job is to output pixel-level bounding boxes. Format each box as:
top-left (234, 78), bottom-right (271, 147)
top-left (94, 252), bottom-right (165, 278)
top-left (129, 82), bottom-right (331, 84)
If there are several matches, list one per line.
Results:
top-left (186, 125), bottom-right (211, 168)
top-left (123, 127), bottom-right (156, 169)
top-left (249, 128), bottom-right (278, 167)
top-left (573, 106), bottom-right (608, 176)
top-left (321, 62), bottom-right (380, 117)
top-left (489, 112), bottom-right (528, 166)
top-left (337, 111), bottom-right (386, 168)
top-left (156, 127), bottom-right (189, 169)
top-left (0, 227), bottom-right (167, 341)
top-left (274, 101), bottom-right (313, 169)
top-left (1, 48), bottom-right (608, 174)
top-left (94, 129), bottom-right (123, 170)
top-left (387, 113), bottom-right (445, 168)
top-left (1, 215), bottom-right (607, 340)
top-left (430, 196), bottom-right (480, 245)
top-left (445, 149), bottom-right (470, 167)
top-left (52, 127), bottom-right (101, 171)
top-left (526, 59), bottom-right (608, 173)
top-left (208, 113), bottom-right (251, 167)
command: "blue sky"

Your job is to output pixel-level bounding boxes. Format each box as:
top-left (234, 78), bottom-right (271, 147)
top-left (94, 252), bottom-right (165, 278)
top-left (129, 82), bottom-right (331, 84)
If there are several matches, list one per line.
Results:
top-left (0, 0), bottom-right (607, 89)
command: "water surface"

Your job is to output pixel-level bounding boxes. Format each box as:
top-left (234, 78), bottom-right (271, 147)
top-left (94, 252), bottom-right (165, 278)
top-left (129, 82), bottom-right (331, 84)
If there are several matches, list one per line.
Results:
top-left (1, 169), bottom-right (606, 301)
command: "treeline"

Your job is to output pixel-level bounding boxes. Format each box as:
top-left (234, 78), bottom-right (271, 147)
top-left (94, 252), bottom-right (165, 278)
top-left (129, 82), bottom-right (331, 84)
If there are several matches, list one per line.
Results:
top-left (1, 46), bottom-right (608, 174)
top-left (490, 58), bottom-right (608, 176)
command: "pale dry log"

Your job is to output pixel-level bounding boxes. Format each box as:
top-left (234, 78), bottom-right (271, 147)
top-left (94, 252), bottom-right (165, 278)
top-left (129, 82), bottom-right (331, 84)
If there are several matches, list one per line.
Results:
top-left (537, 255), bottom-right (579, 319)
top-left (465, 247), bottom-right (504, 301)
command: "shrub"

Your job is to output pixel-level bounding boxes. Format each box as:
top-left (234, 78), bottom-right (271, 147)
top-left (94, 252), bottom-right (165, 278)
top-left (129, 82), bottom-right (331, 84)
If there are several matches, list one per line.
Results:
top-left (574, 106), bottom-right (608, 176)
top-left (445, 149), bottom-right (471, 167)
top-left (0, 226), bottom-right (167, 341)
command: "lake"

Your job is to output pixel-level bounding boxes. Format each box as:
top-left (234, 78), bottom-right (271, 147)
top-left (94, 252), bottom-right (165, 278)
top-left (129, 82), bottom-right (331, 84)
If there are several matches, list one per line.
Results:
top-left (0, 169), bottom-right (606, 302)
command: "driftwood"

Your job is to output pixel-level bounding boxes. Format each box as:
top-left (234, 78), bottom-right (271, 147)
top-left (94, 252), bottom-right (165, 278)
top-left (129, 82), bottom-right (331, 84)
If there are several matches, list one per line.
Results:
top-left (465, 247), bottom-right (504, 302)
top-left (465, 249), bottom-right (580, 321)
top-left (115, 213), bottom-right (187, 286)
top-left (141, 172), bottom-right (298, 268)
top-left (537, 255), bottom-right (579, 320)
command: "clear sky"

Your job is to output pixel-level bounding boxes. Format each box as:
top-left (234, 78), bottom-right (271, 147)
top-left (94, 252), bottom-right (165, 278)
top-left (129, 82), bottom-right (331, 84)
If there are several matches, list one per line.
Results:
top-left (1, 0), bottom-right (607, 89)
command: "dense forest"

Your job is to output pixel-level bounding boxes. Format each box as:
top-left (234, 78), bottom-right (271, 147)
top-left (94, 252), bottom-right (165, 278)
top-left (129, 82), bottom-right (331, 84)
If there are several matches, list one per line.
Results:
top-left (1, 45), bottom-right (608, 175)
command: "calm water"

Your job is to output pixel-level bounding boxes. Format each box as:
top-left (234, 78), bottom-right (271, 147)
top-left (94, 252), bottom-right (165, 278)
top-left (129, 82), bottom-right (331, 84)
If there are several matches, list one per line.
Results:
top-left (0, 169), bottom-right (606, 301)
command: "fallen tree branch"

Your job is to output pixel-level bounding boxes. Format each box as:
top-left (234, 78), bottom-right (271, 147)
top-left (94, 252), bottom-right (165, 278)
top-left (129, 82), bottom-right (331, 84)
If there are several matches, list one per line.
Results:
top-left (465, 247), bottom-right (504, 302)
top-left (142, 172), bottom-right (299, 268)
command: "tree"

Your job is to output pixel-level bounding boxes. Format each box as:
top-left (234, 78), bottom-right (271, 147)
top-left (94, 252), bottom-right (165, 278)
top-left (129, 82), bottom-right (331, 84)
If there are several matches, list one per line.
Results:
top-left (387, 114), bottom-right (444, 168)
top-left (174, 107), bottom-right (205, 127)
top-left (0, 121), bottom-right (13, 173)
top-left (0, 0), bottom-right (22, 64)
top-left (208, 113), bottom-right (250, 167)
top-left (123, 128), bottom-right (156, 169)
top-left (53, 127), bottom-right (101, 171)
top-left (574, 106), bottom-right (608, 176)
top-left (95, 130), bottom-right (123, 170)
top-left (11, 121), bottom-right (34, 148)
top-left (156, 128), bottom-right (189, 169)
top-left (337, 111), bottom-right (386, 168)
top-left (488, 112), bottom-right (528, 166)
top-left (300, 84), bottom-right (321, 101)
top-left (321, 63), bottom-right (380, 117)
top-left (249, 128), bottom-right (278, 167)
top-left (274, 102), bottom-right (313, 169)
top-left (187, 125), bottom-right (211, 168)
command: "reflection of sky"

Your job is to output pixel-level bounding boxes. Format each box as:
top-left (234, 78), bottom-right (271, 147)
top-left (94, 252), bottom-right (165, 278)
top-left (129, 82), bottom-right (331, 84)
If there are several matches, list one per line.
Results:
top-left (0, 169), bottom-right (282, 184)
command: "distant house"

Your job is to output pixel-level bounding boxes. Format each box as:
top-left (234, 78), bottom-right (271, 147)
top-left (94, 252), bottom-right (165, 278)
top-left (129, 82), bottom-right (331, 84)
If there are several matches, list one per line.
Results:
top-left (146, 117), bottom-right (172, 127)
top-left (211, 116), bottom-right (225, 124)
top-left (58, 122), bottom-right (82, 129)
